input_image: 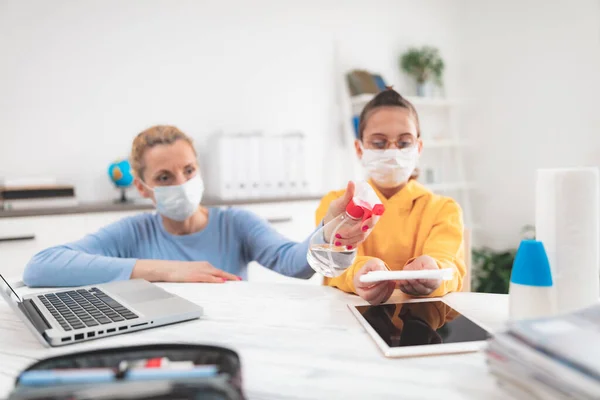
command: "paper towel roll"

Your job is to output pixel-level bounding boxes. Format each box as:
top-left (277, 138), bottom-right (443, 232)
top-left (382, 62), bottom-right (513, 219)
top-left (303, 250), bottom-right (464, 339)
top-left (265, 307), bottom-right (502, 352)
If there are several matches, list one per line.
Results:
top-left (536, 167), bottom-right (600, 314)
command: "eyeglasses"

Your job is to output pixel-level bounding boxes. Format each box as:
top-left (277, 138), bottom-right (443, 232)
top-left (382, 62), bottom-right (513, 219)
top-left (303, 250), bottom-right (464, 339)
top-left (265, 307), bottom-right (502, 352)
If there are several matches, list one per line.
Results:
top-left (362, 136), bottom-right (417, 150)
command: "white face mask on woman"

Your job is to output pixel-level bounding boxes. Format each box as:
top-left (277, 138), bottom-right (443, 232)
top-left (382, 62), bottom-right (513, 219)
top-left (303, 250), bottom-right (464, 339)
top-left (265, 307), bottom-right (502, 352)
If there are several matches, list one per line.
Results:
top-left (360, 145), bottom-right (419, 189)
top-left (144, 175), bottom-right (205, 221)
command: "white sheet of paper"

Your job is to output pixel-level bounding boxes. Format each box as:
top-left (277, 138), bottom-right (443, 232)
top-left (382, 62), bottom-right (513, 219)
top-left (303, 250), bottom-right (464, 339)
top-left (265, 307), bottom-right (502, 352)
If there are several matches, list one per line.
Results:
top-left (359, 269), bottom-right (454, 283)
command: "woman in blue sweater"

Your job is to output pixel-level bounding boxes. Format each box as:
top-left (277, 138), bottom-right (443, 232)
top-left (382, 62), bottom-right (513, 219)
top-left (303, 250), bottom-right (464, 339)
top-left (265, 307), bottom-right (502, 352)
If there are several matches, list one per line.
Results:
top-left (23, 125), bottom-right (368, 287)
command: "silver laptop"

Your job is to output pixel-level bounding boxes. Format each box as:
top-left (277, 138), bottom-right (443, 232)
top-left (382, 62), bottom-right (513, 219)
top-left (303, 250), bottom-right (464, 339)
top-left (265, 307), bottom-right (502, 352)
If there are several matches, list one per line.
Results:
top-left (0, 274), bottom-right (203, 347)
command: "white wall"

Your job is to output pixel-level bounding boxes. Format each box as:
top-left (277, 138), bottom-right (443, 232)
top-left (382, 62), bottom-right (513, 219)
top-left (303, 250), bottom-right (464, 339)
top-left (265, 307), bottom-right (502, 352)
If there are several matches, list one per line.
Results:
top-left (4, 0), bottom-right (599, 250)
top-left (0, 0), bottom-right (462, 202)
top-left (458, 0), bottom-right (600, 249)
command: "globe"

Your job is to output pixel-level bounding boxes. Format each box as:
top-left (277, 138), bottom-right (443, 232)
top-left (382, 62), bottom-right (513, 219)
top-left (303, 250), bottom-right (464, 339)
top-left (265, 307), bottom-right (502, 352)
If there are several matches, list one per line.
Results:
top-left (108, 159), bottom-right (134, 203)
top-left (108, 160), bottom-right (134, 188)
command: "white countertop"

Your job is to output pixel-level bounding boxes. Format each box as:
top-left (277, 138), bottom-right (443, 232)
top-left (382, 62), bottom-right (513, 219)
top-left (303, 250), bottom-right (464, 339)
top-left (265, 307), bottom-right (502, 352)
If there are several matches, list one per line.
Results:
top-left (0, 282), bottom-right (509, 399)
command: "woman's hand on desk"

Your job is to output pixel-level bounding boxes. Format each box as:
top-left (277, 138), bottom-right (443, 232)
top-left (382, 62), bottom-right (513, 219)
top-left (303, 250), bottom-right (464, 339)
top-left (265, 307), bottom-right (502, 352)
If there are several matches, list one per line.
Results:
top-left (397, 255), bottom-right (442, 296)
top-left (165, 261), bottom-right (241, 283)
top-left (353, 259), bottom-right (395, 305)
top-left (131, 260), bottom-right (240, 283)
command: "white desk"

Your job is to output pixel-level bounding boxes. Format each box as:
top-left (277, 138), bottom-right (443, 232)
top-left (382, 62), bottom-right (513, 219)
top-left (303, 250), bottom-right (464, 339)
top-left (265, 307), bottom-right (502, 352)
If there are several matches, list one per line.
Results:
top-left (0, 282), bottom-right (508, 399)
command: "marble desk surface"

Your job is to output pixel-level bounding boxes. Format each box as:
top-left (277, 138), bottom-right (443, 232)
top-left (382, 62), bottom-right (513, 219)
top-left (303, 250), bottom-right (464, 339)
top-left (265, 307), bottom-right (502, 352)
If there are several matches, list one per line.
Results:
top-left (0, 282), bottom-right (508, 399)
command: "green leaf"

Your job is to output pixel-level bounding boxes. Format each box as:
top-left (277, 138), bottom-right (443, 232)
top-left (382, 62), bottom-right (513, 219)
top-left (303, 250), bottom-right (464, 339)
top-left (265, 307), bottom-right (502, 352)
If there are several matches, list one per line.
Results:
top-left (399, 46), bottom-right (445, 85)
top-left (472, 245), bottom-right (517, 294)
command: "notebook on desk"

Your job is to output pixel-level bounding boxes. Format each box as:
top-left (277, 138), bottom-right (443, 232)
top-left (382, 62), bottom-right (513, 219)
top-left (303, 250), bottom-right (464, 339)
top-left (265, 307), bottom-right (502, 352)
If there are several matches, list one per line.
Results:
top-left (0, 275), bottom-right (203, 347)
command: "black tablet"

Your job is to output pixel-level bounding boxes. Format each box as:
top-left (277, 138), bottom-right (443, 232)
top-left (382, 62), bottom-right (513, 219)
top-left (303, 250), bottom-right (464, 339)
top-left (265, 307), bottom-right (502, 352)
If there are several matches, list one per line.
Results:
top-left (348, 299), bottom-right (491, 357)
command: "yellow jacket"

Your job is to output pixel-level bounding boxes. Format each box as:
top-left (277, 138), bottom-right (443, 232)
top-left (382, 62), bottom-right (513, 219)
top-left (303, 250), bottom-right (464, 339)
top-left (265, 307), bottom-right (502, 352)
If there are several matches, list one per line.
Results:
top-left (315, 180), bottom-right (465, 297)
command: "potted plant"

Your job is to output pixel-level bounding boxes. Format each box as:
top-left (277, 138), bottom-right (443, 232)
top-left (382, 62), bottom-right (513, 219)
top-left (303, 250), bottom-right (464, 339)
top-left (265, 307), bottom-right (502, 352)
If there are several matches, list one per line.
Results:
top-left (471, 225), bottom-right (535, 294)
top-left (472, 248), bottom-right (516, 294)
top-left (399, 46), bottom-right (444, 97)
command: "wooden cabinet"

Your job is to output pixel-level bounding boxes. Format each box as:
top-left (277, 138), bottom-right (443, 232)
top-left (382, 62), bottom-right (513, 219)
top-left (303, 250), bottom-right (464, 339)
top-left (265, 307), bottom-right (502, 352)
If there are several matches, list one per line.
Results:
top-left (0, 200), bottom-right (322, 284)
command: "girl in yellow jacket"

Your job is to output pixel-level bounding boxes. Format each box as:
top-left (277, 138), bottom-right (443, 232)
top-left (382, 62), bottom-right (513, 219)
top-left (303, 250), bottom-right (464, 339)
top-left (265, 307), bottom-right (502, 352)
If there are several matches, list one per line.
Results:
top-left (316, 88), bottom-right (466, 304)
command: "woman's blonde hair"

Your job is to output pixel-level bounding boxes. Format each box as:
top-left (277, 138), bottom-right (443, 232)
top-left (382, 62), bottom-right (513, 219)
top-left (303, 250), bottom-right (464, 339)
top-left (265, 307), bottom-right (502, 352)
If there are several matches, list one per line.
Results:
top-left (130, 125), bottom-right (195, 180)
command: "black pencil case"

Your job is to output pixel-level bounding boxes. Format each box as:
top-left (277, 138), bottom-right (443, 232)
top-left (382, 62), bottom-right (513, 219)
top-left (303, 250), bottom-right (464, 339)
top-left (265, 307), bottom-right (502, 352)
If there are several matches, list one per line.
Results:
top-left (9, 343), bottom-right (244, 400)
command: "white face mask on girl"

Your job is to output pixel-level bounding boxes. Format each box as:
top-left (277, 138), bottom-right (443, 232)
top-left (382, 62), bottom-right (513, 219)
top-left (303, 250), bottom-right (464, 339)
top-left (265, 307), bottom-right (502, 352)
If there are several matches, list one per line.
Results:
top-left (143, 175), bottom-right (204, 221)
top-left (360, 144), bottom-right (420, 188)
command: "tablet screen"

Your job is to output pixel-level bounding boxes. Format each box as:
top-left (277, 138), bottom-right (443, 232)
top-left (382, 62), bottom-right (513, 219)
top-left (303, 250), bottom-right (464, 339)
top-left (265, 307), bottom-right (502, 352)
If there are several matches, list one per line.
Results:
top-left (354, 300), bottom-right (490, 347)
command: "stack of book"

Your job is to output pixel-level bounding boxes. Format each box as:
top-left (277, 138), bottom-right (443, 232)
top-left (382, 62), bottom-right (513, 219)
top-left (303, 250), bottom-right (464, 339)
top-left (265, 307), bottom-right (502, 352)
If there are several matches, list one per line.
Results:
top-left (0, 179), bottom-right (77, 211)
top-left (346, 69), bottom-right (387, 96)
top-left (486, 303), bottom-right (600, 399)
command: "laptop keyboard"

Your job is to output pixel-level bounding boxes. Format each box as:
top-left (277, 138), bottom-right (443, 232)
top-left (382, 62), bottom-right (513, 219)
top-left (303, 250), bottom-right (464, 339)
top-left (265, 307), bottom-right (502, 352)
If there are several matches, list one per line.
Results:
top-left (37, 288), bottom-right (138, 331)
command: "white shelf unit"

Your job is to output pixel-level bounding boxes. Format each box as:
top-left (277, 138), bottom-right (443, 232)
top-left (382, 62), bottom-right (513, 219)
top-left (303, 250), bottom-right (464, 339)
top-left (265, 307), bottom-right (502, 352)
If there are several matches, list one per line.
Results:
top-left (351, 93), bottom-right (460, 109)
top-left (346, 93), bottom-right (476, 232)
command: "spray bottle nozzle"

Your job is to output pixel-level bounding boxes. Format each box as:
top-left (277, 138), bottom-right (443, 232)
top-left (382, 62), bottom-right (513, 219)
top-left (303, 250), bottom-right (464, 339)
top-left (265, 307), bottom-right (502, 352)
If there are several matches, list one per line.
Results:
top-left (373, 204), bottom-right (385, 216)
top-left (345, 197), bottom-right (385, 221)
top-left (345, 200), bottom-right (365, 219)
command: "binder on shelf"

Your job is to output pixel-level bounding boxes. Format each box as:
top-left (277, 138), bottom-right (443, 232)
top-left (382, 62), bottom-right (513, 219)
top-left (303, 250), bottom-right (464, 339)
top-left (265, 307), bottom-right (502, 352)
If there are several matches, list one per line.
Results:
top-left (283, 134), bottom-right (296, 197)
top-left (272, 135), bottom-right (286, 197)
top-left (285, 132), bottom-right (307, 196)
top-left (232, 134), bottom-right (248, 199)
top-left (352, 115), bottom-right (360, 139)
top-left (259, 135), bottom-right (276, 198)
top-left (285, 134), bottom-right (296, 197)
top-left (247, 133), bottom-right (262, 199)
top-left (204, 131), bottom-right (309, 201)
top-left (205, 133), bottom-right (235, 200)
top-left (221, 134), bottom-right (236, 200)
top-left (372, 74), bottom-right (387, 91)
top-left (299, 135), bottom-right (309, 194)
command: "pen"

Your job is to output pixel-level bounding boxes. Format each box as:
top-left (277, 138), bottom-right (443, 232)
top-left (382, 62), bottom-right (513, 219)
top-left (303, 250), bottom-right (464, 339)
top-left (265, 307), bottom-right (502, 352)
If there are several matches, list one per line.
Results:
top-left (19, 365), bottom-right (219, 387)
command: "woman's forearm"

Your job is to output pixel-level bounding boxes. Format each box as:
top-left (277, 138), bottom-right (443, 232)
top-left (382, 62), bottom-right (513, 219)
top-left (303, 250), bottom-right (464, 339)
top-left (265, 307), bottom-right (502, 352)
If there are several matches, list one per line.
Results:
top-left (23, 246), bottom-right (136, 287)
top-left (131, 259), bottom-right (178, 282)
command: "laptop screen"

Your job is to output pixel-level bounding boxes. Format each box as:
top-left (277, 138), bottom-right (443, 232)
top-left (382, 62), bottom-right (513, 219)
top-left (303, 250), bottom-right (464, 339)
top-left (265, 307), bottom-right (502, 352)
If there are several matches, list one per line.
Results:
top-left (0, 274), bottom-right (22, 303)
